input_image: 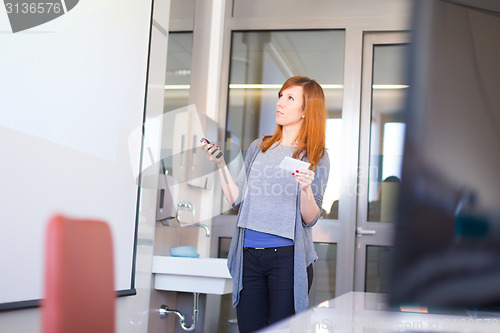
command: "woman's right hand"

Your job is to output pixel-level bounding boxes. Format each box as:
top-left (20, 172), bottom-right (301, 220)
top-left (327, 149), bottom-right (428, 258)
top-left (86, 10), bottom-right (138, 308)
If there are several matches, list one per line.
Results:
top-left (201, 138), bottom-right (238, 204)
top-left (201, 139), bottom-right (225, 166)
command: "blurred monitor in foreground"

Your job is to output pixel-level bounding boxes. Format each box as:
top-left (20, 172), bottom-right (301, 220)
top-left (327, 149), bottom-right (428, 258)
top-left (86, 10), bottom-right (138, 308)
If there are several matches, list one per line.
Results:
top-left (389, 0), bottom-right (500, 309)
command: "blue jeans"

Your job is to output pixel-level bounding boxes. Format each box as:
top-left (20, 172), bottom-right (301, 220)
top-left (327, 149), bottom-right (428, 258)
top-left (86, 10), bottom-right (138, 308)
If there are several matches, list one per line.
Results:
top-left (236, 245), bottom-right (295, 333)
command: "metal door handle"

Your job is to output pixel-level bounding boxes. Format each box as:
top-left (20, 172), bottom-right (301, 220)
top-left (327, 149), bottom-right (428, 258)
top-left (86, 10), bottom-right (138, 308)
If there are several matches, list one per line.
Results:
top-left (356, 227), bottom-right (376, 237)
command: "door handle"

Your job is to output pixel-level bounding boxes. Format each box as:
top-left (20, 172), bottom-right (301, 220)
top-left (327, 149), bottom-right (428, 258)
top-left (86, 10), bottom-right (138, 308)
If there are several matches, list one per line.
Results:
top-left (356, 227), bottom-right (376, 237)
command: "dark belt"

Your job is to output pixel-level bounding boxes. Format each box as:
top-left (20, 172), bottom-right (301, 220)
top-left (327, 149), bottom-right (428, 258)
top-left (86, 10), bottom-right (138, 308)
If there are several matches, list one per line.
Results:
top-left (243, 245), bottom-right (294, 251)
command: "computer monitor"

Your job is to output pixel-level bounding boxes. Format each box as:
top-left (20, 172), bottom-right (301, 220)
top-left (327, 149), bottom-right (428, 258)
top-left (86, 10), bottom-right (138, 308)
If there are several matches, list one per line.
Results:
top-left (389, 0), bottom-right (500, 309)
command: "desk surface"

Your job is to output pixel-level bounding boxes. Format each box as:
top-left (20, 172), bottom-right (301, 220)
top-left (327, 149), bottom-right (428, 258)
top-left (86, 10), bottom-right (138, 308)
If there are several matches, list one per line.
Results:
top-left (260, 292), bottom-right (500, 332)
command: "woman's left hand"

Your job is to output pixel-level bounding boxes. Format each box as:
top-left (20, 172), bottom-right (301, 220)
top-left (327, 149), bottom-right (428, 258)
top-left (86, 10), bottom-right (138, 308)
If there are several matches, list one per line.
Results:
top-left (293, 169), bottom-right (315, 190)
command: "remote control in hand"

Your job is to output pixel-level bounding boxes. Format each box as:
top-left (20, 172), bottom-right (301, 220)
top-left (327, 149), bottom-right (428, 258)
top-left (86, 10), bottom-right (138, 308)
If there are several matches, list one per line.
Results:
top-left (201, 137), bottom-right (223, 159)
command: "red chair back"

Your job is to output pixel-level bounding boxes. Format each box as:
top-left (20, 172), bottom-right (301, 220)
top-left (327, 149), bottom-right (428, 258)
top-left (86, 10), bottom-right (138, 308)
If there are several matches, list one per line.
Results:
top-left (42, 215), bottom-right (115, 333)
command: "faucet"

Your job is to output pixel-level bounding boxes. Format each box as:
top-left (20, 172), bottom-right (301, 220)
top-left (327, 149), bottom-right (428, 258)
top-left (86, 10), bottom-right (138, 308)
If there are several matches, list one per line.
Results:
top-left (191, 223), bottom-right (210, 237)
top-left (176, 201), bottom-right (210, 237)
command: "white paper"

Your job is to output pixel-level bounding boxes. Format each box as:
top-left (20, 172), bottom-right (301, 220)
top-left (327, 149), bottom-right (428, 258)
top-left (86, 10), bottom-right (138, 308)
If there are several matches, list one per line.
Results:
top-left (278, 156), bottom-right (311, 172)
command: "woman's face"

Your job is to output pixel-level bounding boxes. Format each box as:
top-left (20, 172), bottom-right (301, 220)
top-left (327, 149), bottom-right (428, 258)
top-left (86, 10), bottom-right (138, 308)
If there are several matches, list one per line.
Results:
top-left (275, 85), bottom-right (305, 127)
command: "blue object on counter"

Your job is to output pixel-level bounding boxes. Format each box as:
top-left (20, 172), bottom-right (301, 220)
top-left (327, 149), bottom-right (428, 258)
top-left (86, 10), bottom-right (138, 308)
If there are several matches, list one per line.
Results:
top-left (170, 246), bottom-right (200, 258)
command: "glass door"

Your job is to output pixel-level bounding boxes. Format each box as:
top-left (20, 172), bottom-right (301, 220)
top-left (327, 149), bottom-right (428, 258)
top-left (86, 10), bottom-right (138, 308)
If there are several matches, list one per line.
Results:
top-left (354, 32), bottom-right (410, 292)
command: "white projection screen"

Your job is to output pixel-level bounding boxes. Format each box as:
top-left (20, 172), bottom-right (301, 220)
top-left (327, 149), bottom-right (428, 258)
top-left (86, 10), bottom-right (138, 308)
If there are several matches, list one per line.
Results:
top-left (0, 0), bottom-right (153, 310)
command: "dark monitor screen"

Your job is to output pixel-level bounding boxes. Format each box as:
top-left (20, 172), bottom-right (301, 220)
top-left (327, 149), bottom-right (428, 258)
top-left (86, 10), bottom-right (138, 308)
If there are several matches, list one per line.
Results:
top-left (389, 0), bottom-right (500, 309)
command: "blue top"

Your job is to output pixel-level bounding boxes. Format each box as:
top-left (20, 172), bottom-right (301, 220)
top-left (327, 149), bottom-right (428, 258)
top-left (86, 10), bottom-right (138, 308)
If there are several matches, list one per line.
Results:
top-left (243, 228), bottom-right (294, 248)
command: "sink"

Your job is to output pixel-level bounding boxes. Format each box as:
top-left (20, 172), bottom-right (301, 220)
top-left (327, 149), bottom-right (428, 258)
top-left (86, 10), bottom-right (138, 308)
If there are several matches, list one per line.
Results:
top-left (152, 256), bottom-right (232, 295)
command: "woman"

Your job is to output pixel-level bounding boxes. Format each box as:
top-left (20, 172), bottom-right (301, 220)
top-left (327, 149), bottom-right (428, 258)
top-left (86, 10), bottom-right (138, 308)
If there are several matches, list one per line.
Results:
top-left (203, 76), bottom-right (329, 332)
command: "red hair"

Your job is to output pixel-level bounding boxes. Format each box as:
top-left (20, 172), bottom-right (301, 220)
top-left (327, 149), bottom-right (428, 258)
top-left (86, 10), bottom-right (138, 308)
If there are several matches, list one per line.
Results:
top-left (259, 76), bottom-right (327, 169)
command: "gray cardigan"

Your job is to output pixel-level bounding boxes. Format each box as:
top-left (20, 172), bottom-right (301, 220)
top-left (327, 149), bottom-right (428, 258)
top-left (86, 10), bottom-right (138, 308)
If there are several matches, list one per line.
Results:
top-left (226, 138), bottom-right (330, 313)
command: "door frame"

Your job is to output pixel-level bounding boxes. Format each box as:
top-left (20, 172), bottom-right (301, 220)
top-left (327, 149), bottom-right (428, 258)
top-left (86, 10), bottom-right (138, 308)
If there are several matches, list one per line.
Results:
top-left (353, 31), bottom-right (410, 291)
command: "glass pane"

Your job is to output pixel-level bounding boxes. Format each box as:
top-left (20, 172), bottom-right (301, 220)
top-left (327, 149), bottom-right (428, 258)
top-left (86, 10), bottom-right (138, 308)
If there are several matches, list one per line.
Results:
top-left (309, 242), bottom-right (337, 307)
top-left (218, 237), bottom-right (231, 259)
top-left (159, 32), bottom-right (193, 179)
top-left (365, 245), bottom-right (394, 293)
top-left (367, 44), bottom-right (409, 222)
top-left (218, 294), bottom-right (236, 333)
top-left (224, 30), bottom-right (345, 216)
top-left (164, 32), bottom-right (193, 113)
top-left (217, 237), bottom-right (237, 333)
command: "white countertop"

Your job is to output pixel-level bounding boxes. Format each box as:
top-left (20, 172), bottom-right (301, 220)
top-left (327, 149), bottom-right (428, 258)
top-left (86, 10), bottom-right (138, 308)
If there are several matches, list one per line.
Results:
top-left (260, 292), bottom-right (500, 332)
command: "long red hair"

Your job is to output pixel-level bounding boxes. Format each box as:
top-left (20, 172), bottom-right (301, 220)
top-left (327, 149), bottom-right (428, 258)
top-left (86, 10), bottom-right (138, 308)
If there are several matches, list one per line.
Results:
top-left (259, 76), bottom-right (327, 169)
